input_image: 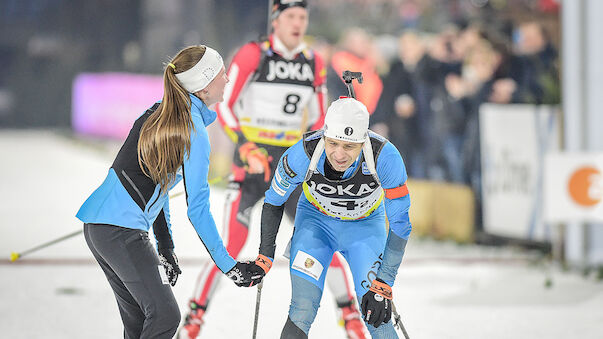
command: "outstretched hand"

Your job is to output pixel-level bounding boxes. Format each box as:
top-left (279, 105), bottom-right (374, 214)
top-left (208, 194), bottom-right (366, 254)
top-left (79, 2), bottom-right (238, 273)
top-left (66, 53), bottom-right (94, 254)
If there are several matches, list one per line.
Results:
top-left (226, 261), bottom-right (265, 287)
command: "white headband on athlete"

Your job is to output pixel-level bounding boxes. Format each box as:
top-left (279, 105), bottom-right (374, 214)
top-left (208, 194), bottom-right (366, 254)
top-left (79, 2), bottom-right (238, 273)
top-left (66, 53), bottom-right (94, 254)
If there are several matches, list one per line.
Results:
top-left (174, 46), bottom-right (224, 93)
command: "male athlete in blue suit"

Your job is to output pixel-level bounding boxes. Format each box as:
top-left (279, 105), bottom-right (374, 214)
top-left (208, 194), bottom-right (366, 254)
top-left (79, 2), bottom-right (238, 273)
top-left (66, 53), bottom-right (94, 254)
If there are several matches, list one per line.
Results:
top-left (252, 97), bottom-right (412, 338)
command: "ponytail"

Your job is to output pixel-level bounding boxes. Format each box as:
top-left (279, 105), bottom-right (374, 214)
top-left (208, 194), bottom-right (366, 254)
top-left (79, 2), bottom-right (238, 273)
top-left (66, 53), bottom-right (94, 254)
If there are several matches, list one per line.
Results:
top-left (138, 46), bottom-right (207, 193)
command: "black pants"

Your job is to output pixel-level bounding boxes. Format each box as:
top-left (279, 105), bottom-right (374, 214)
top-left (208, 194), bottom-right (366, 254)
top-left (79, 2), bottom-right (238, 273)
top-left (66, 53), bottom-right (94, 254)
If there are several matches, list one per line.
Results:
top-left (84, 223), bottom-right (180, 339)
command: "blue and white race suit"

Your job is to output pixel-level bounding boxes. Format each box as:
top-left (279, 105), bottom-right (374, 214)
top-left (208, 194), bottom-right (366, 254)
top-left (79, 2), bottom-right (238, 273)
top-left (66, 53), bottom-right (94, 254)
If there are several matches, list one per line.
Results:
top-left (259, 129), bottom-right (411, 337)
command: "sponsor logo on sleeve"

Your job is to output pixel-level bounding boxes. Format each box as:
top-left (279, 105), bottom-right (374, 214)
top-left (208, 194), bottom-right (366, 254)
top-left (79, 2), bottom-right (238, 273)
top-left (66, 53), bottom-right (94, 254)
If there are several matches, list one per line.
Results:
top-left (271, 179), bottom-right (287, 196)
top-left (275, 168), bottom-right (291, 189)
top-left (292, 250), bottom-right (324, 281)
top-left (282, 155), bottom-right (297, 178)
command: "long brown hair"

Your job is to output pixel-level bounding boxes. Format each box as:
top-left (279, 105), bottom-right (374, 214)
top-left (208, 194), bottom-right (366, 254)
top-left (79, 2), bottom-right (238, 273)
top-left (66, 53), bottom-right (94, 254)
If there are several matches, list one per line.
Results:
top-left (138, 45), bottom-right (206, 193)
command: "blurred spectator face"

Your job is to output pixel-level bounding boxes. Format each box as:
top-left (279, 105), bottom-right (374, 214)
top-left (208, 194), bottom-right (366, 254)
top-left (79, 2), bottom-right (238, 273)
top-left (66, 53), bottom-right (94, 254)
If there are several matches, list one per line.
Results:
top-left (341, 27), bottom-right (372, 59)
top-left (464, 41), bottom-right (500, 84)
top-left (515, 22), bottom-right (546, 55)
top-left (311, 39), bottom-right (334, 62)
top-left (452, 40), bottom-right (502, 97)
top-left (398, 32), bottom-right (425, 67)
top-left (273, 7), bottom-right (309, 50)
top-left (462, 26), bottom-right (481, 49)
top-left (428, 31), bottom-right (459, 62)
top-left (457, 25), bottom-right (482, 57)
top-left (395, 94), bottom-right (416, 117)
top-left (489, 78), bottom-right (517, 104)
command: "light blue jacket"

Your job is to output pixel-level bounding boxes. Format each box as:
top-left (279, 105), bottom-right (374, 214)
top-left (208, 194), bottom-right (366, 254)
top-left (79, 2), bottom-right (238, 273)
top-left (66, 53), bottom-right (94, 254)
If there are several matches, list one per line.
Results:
top-left (77, 94), bottom-right (236, 273)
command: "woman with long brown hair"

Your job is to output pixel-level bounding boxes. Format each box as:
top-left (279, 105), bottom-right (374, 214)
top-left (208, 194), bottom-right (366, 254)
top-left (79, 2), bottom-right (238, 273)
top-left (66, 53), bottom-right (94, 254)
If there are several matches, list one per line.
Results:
top-left (76, 45), bottom-right (263, 338)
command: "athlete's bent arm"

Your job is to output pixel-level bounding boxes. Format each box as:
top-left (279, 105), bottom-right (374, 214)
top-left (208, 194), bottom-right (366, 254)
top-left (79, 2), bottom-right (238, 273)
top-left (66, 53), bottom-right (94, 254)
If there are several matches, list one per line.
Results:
top-left (258, 140), bottom-right (308, 262)
top-left (375, 142), bottom-right (412, 287)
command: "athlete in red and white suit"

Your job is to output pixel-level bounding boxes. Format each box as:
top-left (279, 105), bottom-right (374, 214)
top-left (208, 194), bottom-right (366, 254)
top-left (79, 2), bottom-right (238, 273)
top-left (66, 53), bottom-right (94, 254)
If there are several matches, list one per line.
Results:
top-left (178, 2), bottom-right (367, 339)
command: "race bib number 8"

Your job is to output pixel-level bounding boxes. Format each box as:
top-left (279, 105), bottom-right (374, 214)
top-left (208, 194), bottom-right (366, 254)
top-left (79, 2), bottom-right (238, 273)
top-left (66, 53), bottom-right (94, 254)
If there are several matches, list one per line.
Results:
top-left (283, 93), bottom-right (301, 114)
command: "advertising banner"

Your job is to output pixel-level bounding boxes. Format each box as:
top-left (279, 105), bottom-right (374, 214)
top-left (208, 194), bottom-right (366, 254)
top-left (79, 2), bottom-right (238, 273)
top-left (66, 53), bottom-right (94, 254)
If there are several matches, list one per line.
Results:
top-left (72, 73), bottom-right (163, 139)
top-left (480, 104), bottom-right (559, 241)
top-left (544, 153), bottom-right (603, 222)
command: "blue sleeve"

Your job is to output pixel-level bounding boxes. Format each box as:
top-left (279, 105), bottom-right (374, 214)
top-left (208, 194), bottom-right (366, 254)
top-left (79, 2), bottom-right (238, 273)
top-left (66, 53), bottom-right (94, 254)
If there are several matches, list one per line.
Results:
top-left (375, 142), bottom-right (412, 286)
top-left (264, 140), bottom-right (309, 206)
top-left (183, 120), bottom-right (236, 273)
top-left (376, 231), bottom-right (407, 286)
top-left (377, 142), bottom-right (412, 240)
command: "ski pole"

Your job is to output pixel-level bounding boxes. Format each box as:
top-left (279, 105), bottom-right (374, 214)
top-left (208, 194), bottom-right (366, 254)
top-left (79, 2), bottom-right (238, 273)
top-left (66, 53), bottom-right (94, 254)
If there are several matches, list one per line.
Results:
top-left (10, 229), bottom-right (82, 262)
top-left (391, 301), bottom-right (410, 339)
top-left (9, 187), bottom-right (199, 262)
top-left (266, 0), bottom-right (274, 36)
top-left (252, 281), bottom-right (264, 339)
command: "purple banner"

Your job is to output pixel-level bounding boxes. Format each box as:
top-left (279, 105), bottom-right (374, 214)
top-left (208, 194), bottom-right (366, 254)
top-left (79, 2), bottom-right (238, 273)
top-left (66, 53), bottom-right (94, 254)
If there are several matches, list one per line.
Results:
top-left (72, 73), bottom-right (163, 139)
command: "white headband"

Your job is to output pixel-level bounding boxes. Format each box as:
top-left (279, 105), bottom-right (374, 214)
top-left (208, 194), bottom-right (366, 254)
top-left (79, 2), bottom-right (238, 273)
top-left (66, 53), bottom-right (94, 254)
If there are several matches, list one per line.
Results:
top-left (175, 46), bottom-right (224, 93)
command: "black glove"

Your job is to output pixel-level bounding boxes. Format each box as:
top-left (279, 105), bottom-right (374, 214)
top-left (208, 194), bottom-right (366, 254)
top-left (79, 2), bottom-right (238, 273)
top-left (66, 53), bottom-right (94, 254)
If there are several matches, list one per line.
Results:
top-left (157, 248), bottom-right (181, 286)
top-left (361, 278), bottom-right (392, 328)
top-left (226, 261), bottom-right (264, 287)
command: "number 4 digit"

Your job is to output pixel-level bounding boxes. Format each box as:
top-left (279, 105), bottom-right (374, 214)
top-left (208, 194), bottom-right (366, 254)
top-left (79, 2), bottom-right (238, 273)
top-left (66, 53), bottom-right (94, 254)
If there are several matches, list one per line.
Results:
top-left (331, 200), bottom-right (358, 210)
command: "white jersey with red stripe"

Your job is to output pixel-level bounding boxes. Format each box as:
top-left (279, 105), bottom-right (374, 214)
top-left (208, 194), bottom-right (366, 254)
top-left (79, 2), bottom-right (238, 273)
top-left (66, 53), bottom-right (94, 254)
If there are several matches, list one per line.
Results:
top-left (217, 35), bottom-right (327, 147)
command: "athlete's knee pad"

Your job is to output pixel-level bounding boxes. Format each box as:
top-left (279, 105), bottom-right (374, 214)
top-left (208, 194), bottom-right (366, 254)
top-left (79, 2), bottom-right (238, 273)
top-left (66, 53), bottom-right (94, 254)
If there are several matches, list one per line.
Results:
top-left (288, 275), bottom-right (322, 334)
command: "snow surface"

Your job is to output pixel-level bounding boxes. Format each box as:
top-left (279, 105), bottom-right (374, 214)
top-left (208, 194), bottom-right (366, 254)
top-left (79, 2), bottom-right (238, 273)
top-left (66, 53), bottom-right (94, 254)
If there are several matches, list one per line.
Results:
top-left (1, 130), bottom-right (602, 338)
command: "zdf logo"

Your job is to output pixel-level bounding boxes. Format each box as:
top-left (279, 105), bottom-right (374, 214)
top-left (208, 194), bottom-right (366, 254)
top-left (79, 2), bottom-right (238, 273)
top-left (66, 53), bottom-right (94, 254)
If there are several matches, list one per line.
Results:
top-left (567, 166), bottom-right (602, 207)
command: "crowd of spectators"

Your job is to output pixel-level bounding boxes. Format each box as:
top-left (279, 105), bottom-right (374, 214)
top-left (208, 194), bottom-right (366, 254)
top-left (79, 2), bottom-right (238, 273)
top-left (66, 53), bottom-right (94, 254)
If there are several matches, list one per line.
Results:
top-left (308, 1), bottom-right (560, 228)
top-left (370, 20), bottom-right (560, 186)
top-left (317, 19), bottom-right (559, 185)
